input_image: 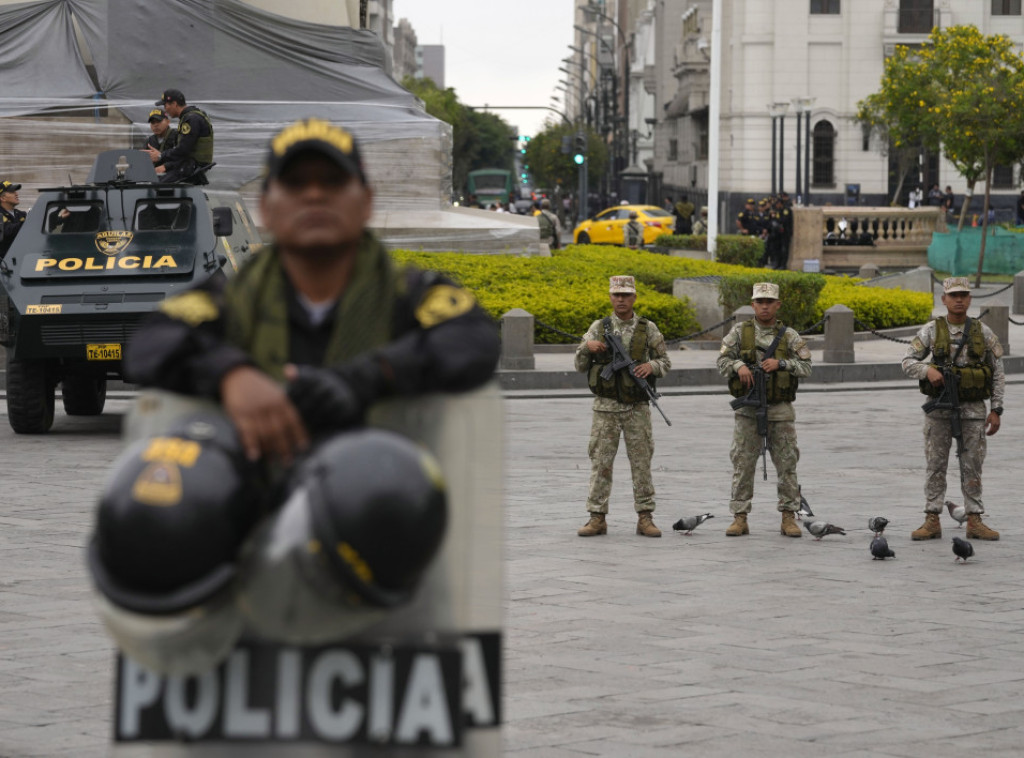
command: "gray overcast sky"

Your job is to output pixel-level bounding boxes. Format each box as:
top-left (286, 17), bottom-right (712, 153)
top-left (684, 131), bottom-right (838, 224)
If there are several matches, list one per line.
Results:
top-left (392, 1), bottom-right (576, 136)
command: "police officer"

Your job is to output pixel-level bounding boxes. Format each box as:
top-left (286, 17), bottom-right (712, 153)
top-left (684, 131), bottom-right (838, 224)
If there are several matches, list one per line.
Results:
top-left (0, 180), bottom-right (27, 258)
top-left (718, 282), bottom-right (812, 537)
top-left (144, 108), bottom-right (178, 176)
top-left (574, 275), bottom-right (671, 538)
top-left (736, 197), bottom-right (759, 236)
top-left (145, 88), bottom-right (214, 184)
top-left (124, 117), bottom-right (501, 465)
top-left (901, 277), bottom-right (1004, 541)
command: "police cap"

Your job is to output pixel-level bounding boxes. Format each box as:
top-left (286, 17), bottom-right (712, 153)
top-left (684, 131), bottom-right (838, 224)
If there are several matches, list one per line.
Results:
top-left (0, 180), bottom-right (21, 194)
top-left (147, 109), bottom-right (168, 123)
top-left (263, 118), bottom-right (367, 186)
top-left (155, 88), bottom-right (186, 106)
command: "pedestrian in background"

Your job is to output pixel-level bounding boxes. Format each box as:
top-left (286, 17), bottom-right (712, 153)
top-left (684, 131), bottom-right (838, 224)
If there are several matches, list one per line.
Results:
top-left (623, 210), bottom-right (644, 249)
top-left (537, 198), bottom-right (561, 249)
top-left (901, 277), bottom-right (1004, 541)
top-left (574, 276), bottom-right (671, 538)
top-left (717, 282), bottom-right (812, 537)
top-left (673, 193), bottom-right (694, 235)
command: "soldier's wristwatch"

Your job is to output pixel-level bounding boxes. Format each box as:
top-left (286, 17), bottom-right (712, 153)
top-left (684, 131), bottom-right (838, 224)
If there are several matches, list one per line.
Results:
top-left (992, 406), bottom-right (1003, 416)
top-left (778, 359), bottom-right (788, 371)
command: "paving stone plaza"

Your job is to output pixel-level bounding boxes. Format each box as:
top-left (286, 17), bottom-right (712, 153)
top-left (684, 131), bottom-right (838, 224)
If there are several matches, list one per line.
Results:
top-left (3, 295), bottom-right (1024, 756)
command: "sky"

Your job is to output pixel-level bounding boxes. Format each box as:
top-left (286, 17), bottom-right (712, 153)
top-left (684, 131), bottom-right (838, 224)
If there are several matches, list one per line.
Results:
top-left (392, 0), bottom-right (577, 137)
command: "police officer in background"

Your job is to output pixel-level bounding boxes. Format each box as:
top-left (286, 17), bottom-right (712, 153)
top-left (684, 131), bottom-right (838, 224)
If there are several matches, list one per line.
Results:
top-left (901, 277), bottom-right (1004, 542)
top-left (0, 180), bottom-right (27, 258)
top-left (144, 109), bottom-right (178, 177)
top-left (718, 282), bottom-right (812, 538)
top-left (125, 117), bottom-right (500, 464)
top-left (736, 197), bottom-right (759, 236)
top-left (145, 88), bottom-right (214, 184)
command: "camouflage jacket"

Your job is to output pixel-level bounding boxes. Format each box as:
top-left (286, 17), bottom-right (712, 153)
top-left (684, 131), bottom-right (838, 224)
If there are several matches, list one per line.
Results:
top-left (575, 313), bottom-right (671, 412)
top-left (717, 320), bottom-right (812, 421)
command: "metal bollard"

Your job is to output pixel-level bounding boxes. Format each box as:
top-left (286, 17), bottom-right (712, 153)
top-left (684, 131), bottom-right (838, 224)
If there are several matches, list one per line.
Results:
top-left (1013, 271), bottom-right (1024, 315)
top-left (823, 304), bottom-right (855, 363)
top-left (499, 309), bottom-right (535, 370)
top-left (980, 305), bottom-right (1010, 356)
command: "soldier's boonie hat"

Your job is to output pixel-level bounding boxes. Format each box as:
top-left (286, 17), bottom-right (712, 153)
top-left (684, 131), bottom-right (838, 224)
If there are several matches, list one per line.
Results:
top-left (751, 282), bottom-right (780, 300)
top-left (629, 210), bottom-right (638, 219)
top-left (0, 180), bottom-right (21, 194)
top-left (700, 205), bottom-right (708, 214)
top-left (610, 275), bottom-right (636, 294)
top-left (147, 109), bottom-right (168, 123)
top-left (155, 88), bottom-right (185, 106)
top-left (263, 118), bottom-right (366, 186)
top-left (943, 276), bottom-right (971, 294)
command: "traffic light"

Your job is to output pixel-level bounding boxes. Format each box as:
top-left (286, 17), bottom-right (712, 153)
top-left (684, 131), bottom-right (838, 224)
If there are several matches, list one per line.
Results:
top-left (573, 134), bottom-right (586, 165)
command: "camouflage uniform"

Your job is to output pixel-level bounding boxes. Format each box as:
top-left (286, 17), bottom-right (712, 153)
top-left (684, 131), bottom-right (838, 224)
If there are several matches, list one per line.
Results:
top-left (574, 313), bottom-right (670, 513)
top-left (623, 220), bottom-right (644, 249)
top-left (901, 318), bottom-right (1005, 514)
top-left (717, 320), bottom-right (812, 513)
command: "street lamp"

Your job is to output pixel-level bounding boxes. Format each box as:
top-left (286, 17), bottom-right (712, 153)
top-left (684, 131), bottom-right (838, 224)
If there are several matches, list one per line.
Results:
top-left (792, 96), bottom-right (816, 205)
top-left (767, 102), bottom-right (790, 196)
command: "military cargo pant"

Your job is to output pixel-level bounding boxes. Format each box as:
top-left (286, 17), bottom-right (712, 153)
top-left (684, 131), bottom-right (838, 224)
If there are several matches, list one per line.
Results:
top-left (585, 405), bottom-right (655, 513)
top-left (729, 416), bottom-right (800, 513)
top-left (923, 414), bottom-right (986, 514)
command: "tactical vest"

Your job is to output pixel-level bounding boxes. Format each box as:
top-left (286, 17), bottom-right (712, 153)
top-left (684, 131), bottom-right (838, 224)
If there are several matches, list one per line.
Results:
top-left (184, 107), bottom-right (214, 164)
top-left (624, 221), bottom-right (644, 246)
top-left (727, 320), bottom-right (799, 403)
top-left (919, 317), bottom-right (992, 401)
top-left (537, 210), bottom-right (555, 239)
top-left (588, 317), bottom-right (654, 403)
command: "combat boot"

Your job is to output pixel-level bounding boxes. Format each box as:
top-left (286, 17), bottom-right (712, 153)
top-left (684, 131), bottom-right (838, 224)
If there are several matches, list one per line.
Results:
top-left (726, 513), bottom-right (749, 536)
top-left (636, 511), bottom-right (662, 537)
top-left (911, 512), bottom-right (942, 541)
top-left (966, 513), bottom-right (1000, 541)
top-left (577, 513), bottom-right (607, 537)
top-left (780, 510), bottom-right (802, 538)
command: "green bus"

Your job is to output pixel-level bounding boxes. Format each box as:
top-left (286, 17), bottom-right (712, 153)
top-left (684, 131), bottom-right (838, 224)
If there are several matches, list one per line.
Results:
top-left (466, 168), bottom-right (514, 206)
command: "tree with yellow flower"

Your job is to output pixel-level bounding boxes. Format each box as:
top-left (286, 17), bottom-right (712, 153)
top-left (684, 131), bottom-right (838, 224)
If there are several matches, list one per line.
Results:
top-left (857, 25), bottom-right (1024, 285)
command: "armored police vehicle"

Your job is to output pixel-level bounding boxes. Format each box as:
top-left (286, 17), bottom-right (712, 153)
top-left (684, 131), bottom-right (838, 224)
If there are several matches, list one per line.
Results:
top-left (0, 151), bottom-right (262, 434)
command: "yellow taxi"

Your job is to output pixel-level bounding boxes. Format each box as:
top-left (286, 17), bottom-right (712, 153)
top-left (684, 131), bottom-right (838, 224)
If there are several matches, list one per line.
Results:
top-left (572, 204), bottom-right (674, 245)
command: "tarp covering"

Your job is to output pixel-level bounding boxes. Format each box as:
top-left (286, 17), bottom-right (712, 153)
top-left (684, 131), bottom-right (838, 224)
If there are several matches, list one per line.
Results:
top-left (0, 0), bottom-right (448, 202)
top-left (928, 228), bottom-right (1024, 276)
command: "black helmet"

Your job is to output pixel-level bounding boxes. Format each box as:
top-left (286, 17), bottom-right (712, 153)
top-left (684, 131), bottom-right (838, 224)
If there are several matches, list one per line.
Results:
top-left (301, 429), bottom-right (448, 608)
top-left (88, 414), bottom-right (263, 615)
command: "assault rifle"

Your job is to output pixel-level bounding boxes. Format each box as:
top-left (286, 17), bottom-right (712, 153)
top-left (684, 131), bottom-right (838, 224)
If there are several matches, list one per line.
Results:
top-left (727, 327), bottom-right (787, 481)
top-left (730, 367), bottom-right (770, 480)
top-left (922, 366), bottom-right (963, 458)
top-left (600, 327), bottom-right (671, 426)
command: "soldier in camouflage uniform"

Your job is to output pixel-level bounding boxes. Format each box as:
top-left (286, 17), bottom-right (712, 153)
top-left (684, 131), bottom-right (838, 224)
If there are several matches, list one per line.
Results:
top-left (717, 282), bottom-right (812, 537)
top-left (575, 275), bottom-right (671, 537)
top-left (623, 210), bottom-right (644, 249)
top-left (901, 276), bottom-right (1004, 541)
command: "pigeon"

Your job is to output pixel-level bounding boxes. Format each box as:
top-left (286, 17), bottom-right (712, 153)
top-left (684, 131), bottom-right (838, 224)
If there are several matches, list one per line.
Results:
top-left (946, 501), bottom-right (967, 527)
top-left (796, 486), bottom-right (814, 521)
top-left (803, 520), bottom-right (846, 540)
top-left (870, 535), bottom-right (895, 560)
top-left (672, 513), bottom-right (714, 535)
top-left (868, 516), bottom-right (889, 536)
top-left (952, 536), bottom-right (974, 563)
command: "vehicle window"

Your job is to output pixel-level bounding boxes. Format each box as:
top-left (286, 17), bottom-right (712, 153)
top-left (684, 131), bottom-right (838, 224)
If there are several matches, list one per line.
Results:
top-left (594, 209), bottom-right (617, 221)
top-left (134, 200), bottom-right (193, 231)
top-left (44, 202), bottom-right (103, 234)
top-left (642, 208), bottom-right (672, 218)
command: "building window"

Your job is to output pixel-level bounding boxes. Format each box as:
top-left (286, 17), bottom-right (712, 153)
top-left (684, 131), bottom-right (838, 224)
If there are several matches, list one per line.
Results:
top-left (812, 120), bottom-right (835, 187)
top-left (668, 139), bottom-right (678, 161)
top-left (810, 0), bottom-right (840, 13)
top-left (899, 0), bottom-right (934, 33)
top-left (992, 0), bottom-right (1022, 14)
top-left (992, 164), bottom-right (1014, 188)
top-left (693, 111), bottom-right (709, 160)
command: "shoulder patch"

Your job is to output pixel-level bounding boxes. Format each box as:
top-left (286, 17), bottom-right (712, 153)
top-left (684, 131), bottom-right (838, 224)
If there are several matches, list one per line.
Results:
top-left (796, 345), bottom-right (812, 360)
top-left (992, 340), bottom-right (1004, 359)
top-left (159, 290), bottom-right (218, 326)
top-left (910, 336), bottom-right (925, 353)
top-left (179, 122), bottom-right (191, 135)
top-left (414, 284), bottom-right (476, 328)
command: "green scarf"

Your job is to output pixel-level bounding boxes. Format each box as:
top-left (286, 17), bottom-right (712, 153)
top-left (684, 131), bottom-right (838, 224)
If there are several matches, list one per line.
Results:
top-left (223, 232), bottom-right (396, 380)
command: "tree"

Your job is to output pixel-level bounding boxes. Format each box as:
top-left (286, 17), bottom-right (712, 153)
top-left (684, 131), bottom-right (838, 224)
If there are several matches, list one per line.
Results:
top-left (857, 26), bottom-right (1024, 284)
top-left (523, 122), bottom-right (607, 195)
top-left (401, 76), bottom-right (515, 198)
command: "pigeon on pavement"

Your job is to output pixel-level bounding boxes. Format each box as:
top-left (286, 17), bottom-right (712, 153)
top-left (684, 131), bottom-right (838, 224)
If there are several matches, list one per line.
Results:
top-left (796, 487), bottom-right (814, 521)
top-left (868, 516), bottom-right (889, 536)
top-left (952, 536), bottom-right (974, 563)
top-left (672, 513), bottom-right (714, 535)
top-left (803, 520), bottom-right (847, 540)
top-left (870, 535), bottom-right (895, 560)
top-left (946, 501), bottom-right (967, 527)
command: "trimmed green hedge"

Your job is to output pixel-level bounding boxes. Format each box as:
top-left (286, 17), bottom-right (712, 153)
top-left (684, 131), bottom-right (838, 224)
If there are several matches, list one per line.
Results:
top-left (653, 233), bottom-right (763, 267)
top-left (388, 245), bottom-right (930, 343)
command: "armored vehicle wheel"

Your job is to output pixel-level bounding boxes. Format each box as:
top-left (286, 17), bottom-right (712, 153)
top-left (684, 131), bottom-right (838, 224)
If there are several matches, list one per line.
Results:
top-left (6, 356), bottom-right (55, 434)
top-left (62, 374), bottom-right (107, 416)
top-left (577, 231), bottom-right (591, 244)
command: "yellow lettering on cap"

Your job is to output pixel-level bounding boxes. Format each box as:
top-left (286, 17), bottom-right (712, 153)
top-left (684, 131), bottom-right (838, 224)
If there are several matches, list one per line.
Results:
top-left (35, 258), bottom-right (57, 271)
top-left (142, 437), bottom-right (202, 468)
top-left (271, 118), bottom-right (353, 157)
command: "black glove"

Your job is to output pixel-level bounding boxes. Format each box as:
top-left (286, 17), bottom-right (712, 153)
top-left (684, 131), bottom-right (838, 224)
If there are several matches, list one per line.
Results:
top-left (286, 366), bottom-right (363, 434)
